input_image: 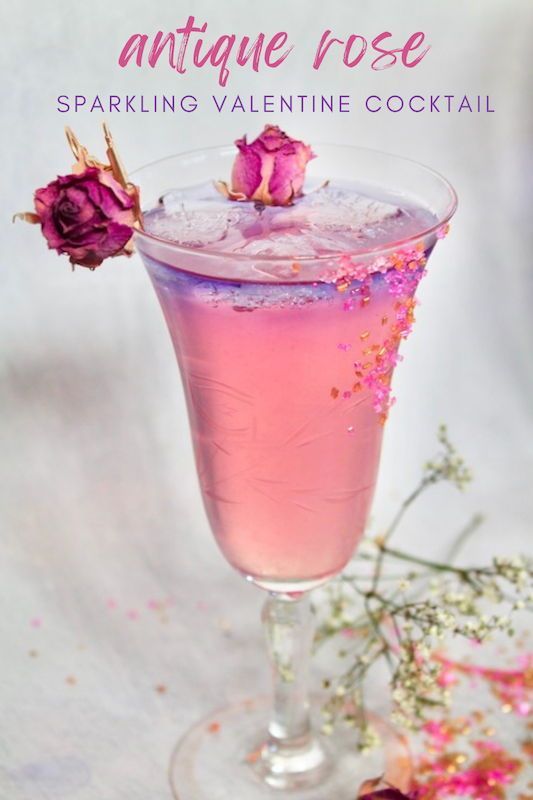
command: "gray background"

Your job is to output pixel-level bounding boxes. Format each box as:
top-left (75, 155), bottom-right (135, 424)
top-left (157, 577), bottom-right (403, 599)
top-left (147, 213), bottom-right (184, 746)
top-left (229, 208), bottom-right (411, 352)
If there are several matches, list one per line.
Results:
top-left (1, 0), bottom-right (532, 797)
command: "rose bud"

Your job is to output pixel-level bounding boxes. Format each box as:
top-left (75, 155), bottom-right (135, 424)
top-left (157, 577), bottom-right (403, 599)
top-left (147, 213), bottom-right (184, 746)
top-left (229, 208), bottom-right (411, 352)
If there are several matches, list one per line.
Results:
top-left (358, 776), bottom-right (419, 800)
top-left (359, 790), bottom-right (418, 800)
top-left (33, 167), bottom-right (136, 268)
top-left (224, 125), bottom-right (314, 206)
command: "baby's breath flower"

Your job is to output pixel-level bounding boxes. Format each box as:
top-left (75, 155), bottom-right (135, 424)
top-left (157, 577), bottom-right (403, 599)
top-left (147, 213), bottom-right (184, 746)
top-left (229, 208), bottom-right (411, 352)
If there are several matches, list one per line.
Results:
top-left (316, 427), bottom-right (532, 738)
top-left (358, 723), bottom-right (381, 753)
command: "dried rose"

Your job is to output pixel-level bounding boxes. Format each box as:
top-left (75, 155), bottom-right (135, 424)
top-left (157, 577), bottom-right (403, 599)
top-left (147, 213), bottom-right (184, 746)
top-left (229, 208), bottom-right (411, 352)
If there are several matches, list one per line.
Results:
top-left (358, 776), bottom-right (418, 800)
top-left (217, 125), bottom-right (314, 206)
top-left (33, 167), bottom-right (136, 268)
top-left (359, 791), bottom-right (418, 800)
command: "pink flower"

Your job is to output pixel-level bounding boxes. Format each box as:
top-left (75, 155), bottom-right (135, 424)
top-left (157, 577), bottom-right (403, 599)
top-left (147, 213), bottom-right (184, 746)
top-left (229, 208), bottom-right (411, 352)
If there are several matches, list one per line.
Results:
top-left (34, 167), bottom-right (136, 268)
top-left (230, 125), bottom-right (314, 206)
top-left (358, 776), bottom-right (419, 800)
top-left (359, 789), bottom-right (418, 800)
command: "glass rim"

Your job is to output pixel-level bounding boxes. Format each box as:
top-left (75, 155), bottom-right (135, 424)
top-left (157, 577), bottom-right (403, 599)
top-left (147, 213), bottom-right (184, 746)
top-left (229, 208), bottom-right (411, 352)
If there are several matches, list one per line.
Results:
top-left (131, 143), bottom-right (458, 263)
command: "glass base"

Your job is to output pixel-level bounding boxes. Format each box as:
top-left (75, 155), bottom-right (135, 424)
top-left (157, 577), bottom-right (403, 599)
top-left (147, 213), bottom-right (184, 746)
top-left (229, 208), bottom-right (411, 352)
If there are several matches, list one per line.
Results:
top-left (169, 696), bottom-right (412, 799)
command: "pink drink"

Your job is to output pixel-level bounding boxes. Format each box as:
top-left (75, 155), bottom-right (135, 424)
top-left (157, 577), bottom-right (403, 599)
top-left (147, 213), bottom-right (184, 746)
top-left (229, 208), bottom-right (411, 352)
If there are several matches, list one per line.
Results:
top-left (140, 181), bottom-right (436, 590)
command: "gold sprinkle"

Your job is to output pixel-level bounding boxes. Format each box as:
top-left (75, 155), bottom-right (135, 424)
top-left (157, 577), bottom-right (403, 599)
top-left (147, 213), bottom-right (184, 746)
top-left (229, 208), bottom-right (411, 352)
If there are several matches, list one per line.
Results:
top-left (245, 746), bottom-right (262, 764)
top-left (65, 675), bottom-right (77, 686)
top-left (483, 726), bottom-right (496, 736)
top-left (363, 362), bottom-right (372, 370)
top-left (502, 703), bottom-right (512, 714)
top-left (28, 649), bottom-right (38, 658)
top-left (336, 281), bottom-right (349, 293)
top-left (155, 684), bottom-right (167, 694)
top-left (291, 261), bottom-right (301, 274)
top-left (208, 721), bottom-right (220, 734)
top-left (360, 330), bottom-right (370, 340)
top-left (381, 316), bottom-right (388, 326)
top-left (455, 754), bottom-right (467, 765)
top-left (330, 387), bottom-right (339, 399)
top-left (218, 617), bottom-right (232, 634)
top-left (352, 383), bottom-right (362, 393)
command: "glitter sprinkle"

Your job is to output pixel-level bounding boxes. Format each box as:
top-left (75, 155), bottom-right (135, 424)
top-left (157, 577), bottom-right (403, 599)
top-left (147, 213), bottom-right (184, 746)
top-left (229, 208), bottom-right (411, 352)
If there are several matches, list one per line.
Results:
top-left (415, 740), bottom-right (523, 799)
top-left (347, 426), bottom-right (356, 435)
top-left (337, 343), bottom-right (352, 351)
top-left (342, 390), bottom-right (352, 399)
top-left (30, 617), bottom-right (42, 628)
top-left (217, 617), bottom-right (232, 634)
top-left (208, 722), bottom-right (221, 734)
top-left (65, 675), bottom-right (77, 686)
top-left (127, 610), bottom-right (140, 621)
top-left (411, 651), bottom-right (531, 800)
top-left (155, 684), bottom-right (167, 694)
top-left (28, 649), bottom-right (38, 658)
top-left (245, 746), bottom-right (262, 764)
top-left (106, 598), bottom-right (118, 610)
top-left (319, 238), bottom-right (445, 419)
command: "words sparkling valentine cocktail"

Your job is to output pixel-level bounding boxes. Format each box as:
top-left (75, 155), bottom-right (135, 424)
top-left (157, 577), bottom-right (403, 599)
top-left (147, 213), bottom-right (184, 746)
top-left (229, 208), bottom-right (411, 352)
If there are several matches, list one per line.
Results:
top-left (134, 141), bottom-right (457, 799)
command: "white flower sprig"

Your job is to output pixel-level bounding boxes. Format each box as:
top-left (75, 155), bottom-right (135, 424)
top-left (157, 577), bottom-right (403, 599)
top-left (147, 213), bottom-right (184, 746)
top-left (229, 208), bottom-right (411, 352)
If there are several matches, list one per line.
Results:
top-left (315, 426), bottom-right (532, 746)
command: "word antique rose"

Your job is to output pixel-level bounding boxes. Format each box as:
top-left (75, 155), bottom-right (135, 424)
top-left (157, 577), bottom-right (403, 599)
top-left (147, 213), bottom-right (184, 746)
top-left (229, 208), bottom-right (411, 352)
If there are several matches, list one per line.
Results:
top-left (34, 167), bottom-right (136, 268)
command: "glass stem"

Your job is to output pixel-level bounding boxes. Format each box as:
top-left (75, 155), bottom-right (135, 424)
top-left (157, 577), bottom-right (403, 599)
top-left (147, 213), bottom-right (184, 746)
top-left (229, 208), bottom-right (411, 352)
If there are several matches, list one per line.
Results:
top-left (258, 592), bottom-right (328, 789)
top-left (263, 592), bottom-right (314, 746)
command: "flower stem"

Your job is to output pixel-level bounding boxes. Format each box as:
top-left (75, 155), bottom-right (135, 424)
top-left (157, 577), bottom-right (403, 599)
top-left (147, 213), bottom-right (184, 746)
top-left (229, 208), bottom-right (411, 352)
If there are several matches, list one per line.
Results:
top-left (380, 545), bottom-right (470, 576)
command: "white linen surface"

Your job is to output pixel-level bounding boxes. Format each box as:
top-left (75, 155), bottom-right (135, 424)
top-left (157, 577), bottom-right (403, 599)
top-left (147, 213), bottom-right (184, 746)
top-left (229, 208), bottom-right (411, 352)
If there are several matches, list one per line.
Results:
top-left (1, 1), bottom-right (532, 796)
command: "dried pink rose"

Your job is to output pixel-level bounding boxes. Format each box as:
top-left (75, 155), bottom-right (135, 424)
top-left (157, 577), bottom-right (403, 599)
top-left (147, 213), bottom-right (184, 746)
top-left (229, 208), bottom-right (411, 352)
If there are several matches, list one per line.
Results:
top-left (33, 167), bottom-right (136, 268)
top-left (359, 790), bottom-right (418, 800)
top-left (226, 125), bottom-right (314, 206)
top-left (358, 776), bottom-right (418, 800)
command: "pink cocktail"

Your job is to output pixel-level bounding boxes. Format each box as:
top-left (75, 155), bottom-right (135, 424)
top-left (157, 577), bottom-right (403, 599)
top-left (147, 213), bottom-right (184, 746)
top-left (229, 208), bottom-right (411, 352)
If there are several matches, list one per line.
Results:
top-left (134, 144), bottom-right (456, 799)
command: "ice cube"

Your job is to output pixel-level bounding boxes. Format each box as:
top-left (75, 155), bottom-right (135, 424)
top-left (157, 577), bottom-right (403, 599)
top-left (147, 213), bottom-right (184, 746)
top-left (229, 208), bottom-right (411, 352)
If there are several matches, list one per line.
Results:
top-left (283, 185), bottom-right (401, 234)
top-left (145, 207), bottom-right (234, 247)
top-left (234, 229), bottom-right (348, 259)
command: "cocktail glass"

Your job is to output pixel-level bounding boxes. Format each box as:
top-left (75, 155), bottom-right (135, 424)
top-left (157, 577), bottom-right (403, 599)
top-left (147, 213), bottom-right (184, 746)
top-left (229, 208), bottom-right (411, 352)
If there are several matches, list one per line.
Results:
top-left (133, 145), bottom-right (457, 799)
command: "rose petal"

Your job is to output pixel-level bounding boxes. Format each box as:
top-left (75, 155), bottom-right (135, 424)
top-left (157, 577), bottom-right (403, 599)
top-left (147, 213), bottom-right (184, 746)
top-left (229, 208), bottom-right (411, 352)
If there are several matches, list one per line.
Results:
top-left (231, 138), bottom-right (263, 198)
top-left (229, 125), bottom-right (314, 206)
